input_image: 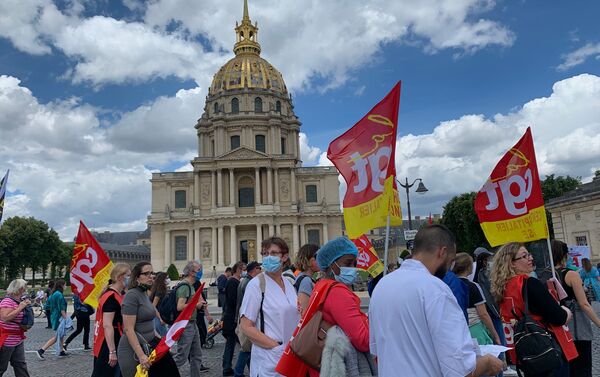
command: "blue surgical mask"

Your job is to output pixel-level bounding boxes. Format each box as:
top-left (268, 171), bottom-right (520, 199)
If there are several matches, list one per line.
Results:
top-left (262, 256), bottom-right (281, 273)
top-left (195, 269), bottom-right (203, 282)
top-left (242, 271), bottom-right (248, 278)
top-left (124, 276), bottom-right (130, 287)
top-left (334, 262), bottom-right (358, 285)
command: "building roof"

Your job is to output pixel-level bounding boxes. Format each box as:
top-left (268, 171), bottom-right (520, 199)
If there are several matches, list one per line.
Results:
top-left (547, 176), bottom-right (600, 208)
top-left (92, 229), bottom-right (150, 245)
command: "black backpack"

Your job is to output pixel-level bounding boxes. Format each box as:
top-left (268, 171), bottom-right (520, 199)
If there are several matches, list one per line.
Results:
top-left (4, 297), bottom-right (34, 330)
top-left (512, 281), bottom-right (562, 376)
top-left (157, 282), bottom-right (192, 325)
top-left (293, 274), bottom-right (311, 293)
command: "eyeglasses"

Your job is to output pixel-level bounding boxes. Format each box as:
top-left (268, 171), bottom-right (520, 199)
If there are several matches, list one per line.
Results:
top-left (512, 253), bottom-right (533, 261)
top-left (140, 271), bottom-right (156, 277)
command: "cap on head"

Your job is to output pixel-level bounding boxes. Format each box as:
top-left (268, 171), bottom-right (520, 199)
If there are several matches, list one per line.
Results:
top-left (246, 261), bottom-right (261, 272)
top-left (474, 247), bottom-right (493, 257)
top-left (316, 237), bottom-right (358, 271)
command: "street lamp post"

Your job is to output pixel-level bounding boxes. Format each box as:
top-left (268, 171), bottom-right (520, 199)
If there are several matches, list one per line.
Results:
top-left (397, 177), bottom-right (428, 230)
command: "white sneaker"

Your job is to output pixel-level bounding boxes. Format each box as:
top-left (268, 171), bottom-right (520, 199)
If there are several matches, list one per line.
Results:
top-left (503, 366), bottom-right (518, 376)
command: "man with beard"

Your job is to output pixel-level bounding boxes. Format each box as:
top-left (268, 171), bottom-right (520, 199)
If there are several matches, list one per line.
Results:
top-left (369, 225), bottom-right (504, 377)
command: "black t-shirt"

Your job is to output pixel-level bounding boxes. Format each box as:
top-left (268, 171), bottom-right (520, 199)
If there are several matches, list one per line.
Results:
top-left (102, 290), bottom-right (122, 327)
top-left (460, 278), bottom-right (486, 309)
top-left (222, 277), bottom-right (240, 333)
top-left (525, 277), bottom-right (568, 326)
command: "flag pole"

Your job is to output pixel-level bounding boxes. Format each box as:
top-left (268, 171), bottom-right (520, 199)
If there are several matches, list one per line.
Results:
top-left (383, 213), bottom-right (391, 276)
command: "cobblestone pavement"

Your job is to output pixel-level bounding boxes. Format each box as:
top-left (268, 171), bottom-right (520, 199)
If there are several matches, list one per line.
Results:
top-left (5, 304), bottom-right (600, 376)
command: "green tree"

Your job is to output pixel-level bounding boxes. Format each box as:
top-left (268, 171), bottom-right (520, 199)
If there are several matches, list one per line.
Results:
top-left (167, 264), bottom-right (180, 281)
top-left (540, 174), bottom-right (580, 238)
top-left (441, 192), bottom-right (489, 253)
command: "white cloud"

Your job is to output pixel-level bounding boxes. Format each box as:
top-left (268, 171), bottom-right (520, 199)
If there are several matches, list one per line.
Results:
top-left (558, 42), bottom-right (600, 71)
top-left (298, 132), bottom-right (321, 164)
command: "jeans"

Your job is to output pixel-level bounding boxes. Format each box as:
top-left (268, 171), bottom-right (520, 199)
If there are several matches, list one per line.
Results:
top-left (222, 334), bottom-right (238, 371)
top-left (0, 342), bottom-right (30, 377)
top-left (153, 317), bottom-right (167, 337)
top-left (233, 351), bottom-right (251, 377)
top-left (174, 322), bottom-right (203, 377)
top-left (491, 315), bottom-right (505, 377)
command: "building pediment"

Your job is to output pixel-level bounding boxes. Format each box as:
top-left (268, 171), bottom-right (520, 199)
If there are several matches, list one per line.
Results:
top-left (216, 147), bottom-right (269, 161)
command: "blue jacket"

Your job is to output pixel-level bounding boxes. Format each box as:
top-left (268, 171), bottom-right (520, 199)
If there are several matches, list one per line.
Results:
top-left (443, 271), bottom-right (469, 322)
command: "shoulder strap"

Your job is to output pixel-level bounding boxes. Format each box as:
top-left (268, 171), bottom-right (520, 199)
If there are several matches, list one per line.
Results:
top-left (293, 274), bottom-right (308, 292)
top-left (521, 278), bottom-right (531, 317)
top-left (258, 273), bottom-right (266, 333)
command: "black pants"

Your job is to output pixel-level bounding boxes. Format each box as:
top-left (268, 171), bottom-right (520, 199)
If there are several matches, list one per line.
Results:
top-left (570, 340), bottom-right (592, 377)
top-left (91, 337), bottom-right (121, 377)
top-left (222, 333), bottom-right (238, 371)
top-left (65, 311), bottom-right (91, 347)
top-left (196, 313), bottom-right (207, 346)
top-left (45, 309), bottom-right (51, 328)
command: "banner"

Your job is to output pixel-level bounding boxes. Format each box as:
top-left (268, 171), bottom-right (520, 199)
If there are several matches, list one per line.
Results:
top-left (567, 245), bottom-right (591, 268)
top-left (70, 221), bottom-right (114, 308)
top-left (0, 170), bottom-right (8, 223)
top-left (135, 283), bottom-right (205, 377)
top-left (353, 235), bottom-right (385, 277)
top-left (327, 82), bottom-right (402, 239)
top-left (474, 127), bottom-right (548, 246)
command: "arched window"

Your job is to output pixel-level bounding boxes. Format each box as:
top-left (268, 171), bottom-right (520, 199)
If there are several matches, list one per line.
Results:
top-left (214, 102), bottom-right (219, 114)
top-left (255, 135), bottom-right (266, 153)
top-left (230, 135), bottom-right (240, 150)
top-left (238, 176), bottom-right (255, 207)
top-left (276, 101), bottom-right (281, 113)
top-left (231, 98), bottom-right (239, 114)
top-left (175, 190), bottom-right (186, 208)
top-left (254, 97), bottom-right (263, 113)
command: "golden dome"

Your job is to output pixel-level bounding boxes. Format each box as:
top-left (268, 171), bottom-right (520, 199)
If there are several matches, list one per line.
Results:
top-left (209, 0), bottom-right (288, 96)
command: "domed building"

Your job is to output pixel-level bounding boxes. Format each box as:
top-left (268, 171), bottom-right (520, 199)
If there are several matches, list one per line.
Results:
top-left (149, 1), bottom-right (342, 271)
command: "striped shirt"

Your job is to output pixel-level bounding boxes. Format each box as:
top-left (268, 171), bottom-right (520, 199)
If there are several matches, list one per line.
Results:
top-left (0, 297), bottom-right (24, 346)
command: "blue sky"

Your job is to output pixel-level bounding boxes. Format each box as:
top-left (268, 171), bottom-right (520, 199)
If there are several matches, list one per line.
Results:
top-left (1, 0), bottom-right (599, 238)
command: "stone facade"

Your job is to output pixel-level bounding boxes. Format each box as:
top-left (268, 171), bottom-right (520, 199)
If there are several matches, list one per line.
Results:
top-left (148, 3), bottom-right (342, 272)
top-left (547, 175), bottom-right (600, 263)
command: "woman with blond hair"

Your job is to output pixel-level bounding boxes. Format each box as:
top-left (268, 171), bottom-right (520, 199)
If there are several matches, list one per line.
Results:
top-left (0, 279), bottom-right (32, 377)
top-left (490, 242), bottom-right (572, 376)
top-left (294, 243), bottom-right (320, 316)
top-left (452, 253), bottom-right (500, 346)
top-left (92, 262), bottom-right (130, 377)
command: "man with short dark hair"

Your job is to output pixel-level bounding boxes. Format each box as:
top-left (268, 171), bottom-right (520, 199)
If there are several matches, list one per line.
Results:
top-left (215, 267), bottom-right (232, 310)
top-left (222, 261), bottom-right (246, 376)
top-left (369, 225), bottom-right (504, 377)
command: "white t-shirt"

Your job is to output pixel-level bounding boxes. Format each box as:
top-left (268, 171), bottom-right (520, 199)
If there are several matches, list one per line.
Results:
top-left (239, 273), bottom-right (299, 377)
top-left (369, 259), bottom-right (477, 377)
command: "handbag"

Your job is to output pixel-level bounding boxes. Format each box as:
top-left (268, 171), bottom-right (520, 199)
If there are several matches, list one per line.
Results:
top-left (289, 310), bottom-right (332, 370)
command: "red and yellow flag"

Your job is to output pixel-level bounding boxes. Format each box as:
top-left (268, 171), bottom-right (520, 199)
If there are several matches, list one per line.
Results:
top-left (135, 283), bottom-right (205, 377)
top-left (353, 235), bottom-right (384, 277)
top-left (70, 221), bottom-right (113, 308)
top-left (327, 82), bottom-right (402, 239)
top-left (474, 127), bottom-right (548, 246)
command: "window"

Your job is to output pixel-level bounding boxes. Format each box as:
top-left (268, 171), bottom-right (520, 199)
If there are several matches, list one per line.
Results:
top-left (576, 235), bottom-right (588, 246)
top-left (281, 137), bottom-right (286, 154)
top-left (276, 101), bottom-right (281, 113)
top-left (211, 140), bottom-right (215, 156)
top-left (254, 97), bottom-right (262, 113)
top-left (175, 236), bottom-right (187, 260)
top-left (305, 185), bottom-right (318, 203)
top-left (307, 229), bottom-right (320, 246)
top-left (255, 135), bottom-right (266, 153)
top-left (175, 190), bottom-right (186, 208)
top-left (230, 135), bottom-right (240, 150)
top-left (239, 187), bottom-right (255, 207)
top-left (214, 102), bottom-right (219, 114)
top-left (231, 98), bottom-right (239, 114)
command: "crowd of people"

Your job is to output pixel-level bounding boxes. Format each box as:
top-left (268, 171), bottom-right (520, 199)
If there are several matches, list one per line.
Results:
top-left (0, 226), bottom-right (599, 376)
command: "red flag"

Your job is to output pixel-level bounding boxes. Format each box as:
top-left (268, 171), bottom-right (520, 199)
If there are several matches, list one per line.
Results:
top-left (327, 82), bottom-right (402, 239)
top-left (428, 213), bottom-right (433, 225)
top-left (135, 283), bottom-right (205, 377)
top-left (71, 221), bottom-right (113, 308)
top-left (353, 235), bottom-right (384, 277)
top-left (474, 127), bottom-right (548, 246)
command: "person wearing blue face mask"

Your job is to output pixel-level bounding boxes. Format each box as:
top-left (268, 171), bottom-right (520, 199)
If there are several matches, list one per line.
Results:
top-left (239, 237), bottom-right (299, 377)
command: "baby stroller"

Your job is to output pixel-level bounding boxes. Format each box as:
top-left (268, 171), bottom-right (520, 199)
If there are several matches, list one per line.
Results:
top-left (204, 320), bottom-right (223, 349)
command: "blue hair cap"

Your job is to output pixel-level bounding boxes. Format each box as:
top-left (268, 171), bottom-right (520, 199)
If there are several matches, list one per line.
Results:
top-left (316, 237), bottom-right (358, 270)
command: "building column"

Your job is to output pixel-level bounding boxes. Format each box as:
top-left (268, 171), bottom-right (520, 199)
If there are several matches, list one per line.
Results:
top-left (194, 172), bottom-right (200, 207)
top-left (230, 225), bottom-right (237, 264)
top-left (211, 227), bottom-right (217, 268)
top-left (188, 229), bottom-right (194, 261)
top-left (323, 222), bottom-right (329, 243)
top-left (268, 224), bottom-right (274, 238)
top-left (291, 169), bottom-right (297, 204)
top-left (300, 224), bottom-right (306, 245)
top-left (274, 169), bottom-right (280, 205)
top-left (217, 169), bottom-right (223, 207)
top-left (292, 224), bottom-right (299, 258)
top-left (276, 224), bottom-right (281, 236)
top-left (267, 168), bottom-right (273, 204)
top-left (198, 133), bottom-right (203, 157)
top-left (211, 170), bottom-right (216, 209)
top-left (256, 224), bottom-right (263, 262)
top-left (295, 131), bottom-right (301, 161)
top-left (194, 228), bottom-right (201, 260)
top-left (164, 230), bottom-right (171, 269)
top-left (229, 169), bottom-right (235, 206)
top-left (255, 168), bottom-right (261, 205)
top-left (218, 226), bottom-right (225, 267)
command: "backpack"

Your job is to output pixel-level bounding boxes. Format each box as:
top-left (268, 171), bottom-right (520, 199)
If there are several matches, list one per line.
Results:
top-left (157, 282), bottom-right (192, 325)
top-left (236, 273), bottom-right (266, 352)
top-left (293, 274), bottom-right (312, 293)
top-left (4, 297), bottom-right (34, 330)
top-left (512, 281), bottom-right (562, 376)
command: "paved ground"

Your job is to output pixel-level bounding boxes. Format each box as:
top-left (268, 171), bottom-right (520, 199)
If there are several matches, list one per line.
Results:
top-left (4, 299), bottom-right (600, 376)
